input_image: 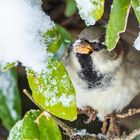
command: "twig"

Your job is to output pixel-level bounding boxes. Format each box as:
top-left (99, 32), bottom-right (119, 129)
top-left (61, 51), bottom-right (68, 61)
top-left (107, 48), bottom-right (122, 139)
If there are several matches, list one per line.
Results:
top-left (71, 128), bottom-right (140, 140)
top-left (23, 89), bottom-right (44, 110)
top-left (23, 89), bottom-right (97, 138)
top-left (112, 128), bottom-right (140, 140)
top-left (116, 108), bottom-right (140, 119)
top-left (23, 89), bottom-right (74, 137)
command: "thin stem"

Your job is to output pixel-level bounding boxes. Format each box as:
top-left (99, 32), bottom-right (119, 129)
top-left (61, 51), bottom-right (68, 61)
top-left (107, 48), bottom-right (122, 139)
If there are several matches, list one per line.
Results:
top-left (116, 108), bottom-right (140, 119)
top-left (23, 89), bottom-right (74, 137)
top-left (23, 89), bottom-right (44, 111)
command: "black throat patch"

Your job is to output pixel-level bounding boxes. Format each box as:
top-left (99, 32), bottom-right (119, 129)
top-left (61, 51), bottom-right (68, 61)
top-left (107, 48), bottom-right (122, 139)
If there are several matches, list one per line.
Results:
top-left (76, 53), bottom-right (112, 89)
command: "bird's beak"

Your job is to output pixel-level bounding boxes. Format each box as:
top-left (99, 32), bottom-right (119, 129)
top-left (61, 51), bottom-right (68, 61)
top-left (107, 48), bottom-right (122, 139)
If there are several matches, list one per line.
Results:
top-left (74, 42), bottom-right (93, 54)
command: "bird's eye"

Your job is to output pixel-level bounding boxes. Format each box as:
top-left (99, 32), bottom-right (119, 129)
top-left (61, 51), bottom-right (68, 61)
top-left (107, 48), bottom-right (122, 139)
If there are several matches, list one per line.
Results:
top-left (91, 42), bottom-right (106, 51)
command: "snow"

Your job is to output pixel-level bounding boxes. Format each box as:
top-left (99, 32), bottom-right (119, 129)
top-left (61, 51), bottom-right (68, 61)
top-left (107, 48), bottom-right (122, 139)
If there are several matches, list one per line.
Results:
top-left (48, 94), bottom-right (75, 107)
top-left (31, 63), bottom-right (75, 108)
top-left (75, 0), bottom-right (103, 26)
top-left (73, 129), bottom-right (107, 139)
top-left (38, 71), bottom-right (75, 107)
top-left (0, 70), bottom-right (18, 120)
top-left (0, 0), bottom-right (55, 73)
top-left (134, 32), bottom-right (140, 50)
top-left (8, 120), bottom-right (23, 140)
top-left (73, 39), bottom-right (81, 48)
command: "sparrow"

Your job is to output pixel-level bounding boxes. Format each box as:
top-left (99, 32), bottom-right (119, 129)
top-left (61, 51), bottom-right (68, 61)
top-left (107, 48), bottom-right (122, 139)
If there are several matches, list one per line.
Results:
top-left (62, 26), bottom-right (140, 122)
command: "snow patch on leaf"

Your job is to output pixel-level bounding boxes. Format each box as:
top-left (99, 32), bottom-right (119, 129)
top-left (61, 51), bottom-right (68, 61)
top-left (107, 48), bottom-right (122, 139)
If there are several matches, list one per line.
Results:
top-left (27, 59), bottom-right (77, 121)
top-left (36, 70), bottom-right (75, 108)
top-left (8, 120), bottom-right (23, 140)
top-left (75, 0), bottom-right (104, 26)
top-left (134, 32), bottom-right (140, 50)
top-left (0, 0), bottom-right (54, 73)
top-left (47, 94), bottom-right (75, 107)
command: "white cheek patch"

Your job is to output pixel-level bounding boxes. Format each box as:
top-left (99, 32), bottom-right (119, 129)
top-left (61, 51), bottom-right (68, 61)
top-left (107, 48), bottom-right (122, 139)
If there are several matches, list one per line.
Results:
top-left (91, 50), bottom-right (123, 74)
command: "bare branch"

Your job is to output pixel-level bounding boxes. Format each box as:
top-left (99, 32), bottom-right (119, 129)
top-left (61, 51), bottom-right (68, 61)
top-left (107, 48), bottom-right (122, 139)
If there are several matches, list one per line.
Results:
top-left (116, 108), bottom-right (140, 119)
top-left (112, 128), bottom-right (140, 140)
top-left (71, 128), bottom-right (140, 140)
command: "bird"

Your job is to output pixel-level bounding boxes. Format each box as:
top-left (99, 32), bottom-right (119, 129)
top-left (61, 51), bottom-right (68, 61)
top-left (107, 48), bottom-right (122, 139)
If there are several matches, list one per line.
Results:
top-left (62, 26), bottom-right (140, 125)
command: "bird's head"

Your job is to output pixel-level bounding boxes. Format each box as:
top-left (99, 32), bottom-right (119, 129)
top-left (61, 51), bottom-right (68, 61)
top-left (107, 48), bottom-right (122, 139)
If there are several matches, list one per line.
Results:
top-left (62, 26), bottom-right (124, 89)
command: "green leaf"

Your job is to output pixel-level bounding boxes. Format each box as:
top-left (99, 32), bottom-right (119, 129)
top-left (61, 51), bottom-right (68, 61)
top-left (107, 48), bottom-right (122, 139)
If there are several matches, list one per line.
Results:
top-left (22, 110), bottom-right (41, 139)
top-left (1, 62), bottom-right (16, 72)
top-left (8, 110), bottom-right (62, 140)
top-left (54, 24), bottom-right (73, 60)
top-left (75, 0), bottom-right (104, 26)
top-left (106, 0), bottom-right (131, 50)
top-left (44, 27), bottom-right (61, 53)
top-left (0, 69), bottom-right (21, 130)
top-left (27, 59), bottom-right (77, 121)
top-left (37, 112), bottom-right (62, 140)
top-left (8, 120), bottom-right (23, 140)
top-left (56, 24), bottom-right (73, 45)
top-left (65, 0), bottom-right (77, 17)
top-left (131, 0), bottom-right (140, 24)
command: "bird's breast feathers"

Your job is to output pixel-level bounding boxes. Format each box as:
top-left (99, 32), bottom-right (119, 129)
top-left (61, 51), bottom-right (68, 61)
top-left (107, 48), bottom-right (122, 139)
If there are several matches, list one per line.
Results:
top-left (65, 48), bottom-right (140, 119)
top-left (75, 70), bottom-right (140, 119)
